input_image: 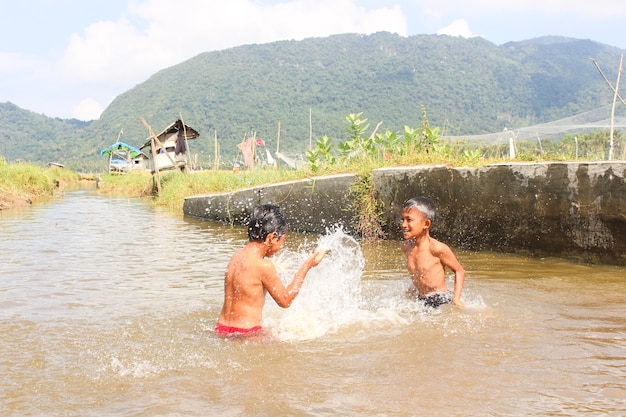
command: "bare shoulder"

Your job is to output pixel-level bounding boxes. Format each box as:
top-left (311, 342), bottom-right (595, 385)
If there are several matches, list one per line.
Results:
top-left (258, 257), bottom-right (277, 274)
top-left (401, 239), bottom-right (414, 253)
top-left (429, 237), bottom-right (452, 256)
top-left (257, 257), bottom-right (281, 283)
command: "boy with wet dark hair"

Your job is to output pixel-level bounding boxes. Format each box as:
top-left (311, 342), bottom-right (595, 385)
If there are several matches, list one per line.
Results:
top-left (215, 204), bottom-right (327, 337)
top-left (401, 197), bottom-right (465, 308)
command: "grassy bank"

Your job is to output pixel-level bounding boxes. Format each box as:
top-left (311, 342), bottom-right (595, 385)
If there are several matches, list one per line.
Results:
top-left (4, 112), bottom-right (619, 215)
top-left (0, 159), bottom-right (81, 209)
top-left (95, 168), bottom-right (321, 211)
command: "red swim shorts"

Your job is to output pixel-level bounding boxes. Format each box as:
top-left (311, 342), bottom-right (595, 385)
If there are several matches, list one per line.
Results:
top-left (214, 322), bottom-right (263, 337)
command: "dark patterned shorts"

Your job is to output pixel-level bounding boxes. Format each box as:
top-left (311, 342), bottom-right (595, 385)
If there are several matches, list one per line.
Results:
top-left (418, 292), bottom-right (452, 308)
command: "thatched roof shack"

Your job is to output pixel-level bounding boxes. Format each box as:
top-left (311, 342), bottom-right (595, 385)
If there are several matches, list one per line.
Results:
top-left (140, 119), bottom-right (200, 173)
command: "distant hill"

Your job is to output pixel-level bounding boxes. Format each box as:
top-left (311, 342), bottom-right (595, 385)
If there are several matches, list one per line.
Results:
top-left (0, 32), bottom-right (624, 171)
top-left (0, 103), bottom-right (89, 166)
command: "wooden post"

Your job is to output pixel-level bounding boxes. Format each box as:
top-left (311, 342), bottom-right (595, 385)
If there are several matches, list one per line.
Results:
top-left (608, 54), bottom-right (623, 161)
top-left (141, 117), bottom-right (178, 195)
top-left (214, 130), bottom-right (219, 170)
top-left (276, 121), bottom-right (281, 168)
top-left (150, 136), bottom-right (161, 194)
top-left (276, 121), bottom-right (281, 153)
top-left (252, 131), bottom-right (256, 168)
top-left (309, 108), bottom-right (312, 151)
top-left (590, 56), bottom-right (626, 161)
top-left (141, 118), bottom-right (177, 167)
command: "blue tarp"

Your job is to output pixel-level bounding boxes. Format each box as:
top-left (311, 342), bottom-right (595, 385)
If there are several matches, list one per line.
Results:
top-left (101, 141), bottom-right (143, 158)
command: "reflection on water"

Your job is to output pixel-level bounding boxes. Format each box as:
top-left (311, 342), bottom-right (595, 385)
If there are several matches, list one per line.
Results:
top-left (1, 189), bottom-right (625, 416)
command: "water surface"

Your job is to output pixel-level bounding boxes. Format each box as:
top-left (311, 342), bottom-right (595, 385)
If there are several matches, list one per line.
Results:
top-left (1, 189), bottom-right (624, 416)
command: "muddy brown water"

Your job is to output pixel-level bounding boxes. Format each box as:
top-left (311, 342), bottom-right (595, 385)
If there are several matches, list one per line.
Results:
top-left (1, 189), bottom-right (624, 416)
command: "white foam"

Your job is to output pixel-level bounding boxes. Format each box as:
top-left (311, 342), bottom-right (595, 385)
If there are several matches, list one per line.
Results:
top-left (264, 229), bottom-right (487, 341)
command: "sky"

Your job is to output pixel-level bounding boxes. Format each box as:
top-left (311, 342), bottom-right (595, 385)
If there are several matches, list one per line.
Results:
top-left (1, 0), bottom-right (625, 121)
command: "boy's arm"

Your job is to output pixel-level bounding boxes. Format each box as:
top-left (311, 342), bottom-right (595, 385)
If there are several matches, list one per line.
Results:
top-left (262, 250), bottom-right (327, 308)
top-left (438, 244), bottom-right (466, 307)
top-left (406, 284), bottom-right (417, 295)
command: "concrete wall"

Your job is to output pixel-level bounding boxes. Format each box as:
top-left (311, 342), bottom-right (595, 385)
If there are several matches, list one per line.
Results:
top-left (183, 173), bottom-right (360, 235)
top-left (374, 162), bottom-right (626, 264)
top-left (183, 162), bottom-right (626, 264)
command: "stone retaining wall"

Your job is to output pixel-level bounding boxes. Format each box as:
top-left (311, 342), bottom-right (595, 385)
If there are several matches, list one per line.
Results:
top-left (183, 173), bottom-right (360, 235)
top-left (183, 162), bottom-right (626, 265)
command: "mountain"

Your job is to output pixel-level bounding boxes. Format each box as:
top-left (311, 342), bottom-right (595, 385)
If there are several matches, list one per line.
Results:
top-left (0, 32), bottom-right (624, 171)
top-left (0, 103), bottom-right (90, 165)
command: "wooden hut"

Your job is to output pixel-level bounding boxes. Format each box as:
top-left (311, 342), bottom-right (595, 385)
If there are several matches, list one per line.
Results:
top-left (139, 119), bottom-right (200, 173)
top-left (100, 141), bottom-right (147, 174)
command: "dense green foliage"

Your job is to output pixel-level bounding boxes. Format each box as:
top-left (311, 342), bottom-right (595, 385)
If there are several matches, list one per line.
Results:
top-left (0, 104), bottom-right (90, 168)
top-left (0, 33), bottom-right (624, 171)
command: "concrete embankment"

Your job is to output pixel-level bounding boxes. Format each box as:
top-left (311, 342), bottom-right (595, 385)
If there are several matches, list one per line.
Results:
top-left (183, 162), bottom-right (626, 265)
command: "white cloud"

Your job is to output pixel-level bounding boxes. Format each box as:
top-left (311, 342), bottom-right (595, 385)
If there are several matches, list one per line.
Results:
top-left (7, 0), bottom-right (622, 121)
top-left (59, 0), bottom-right (407, 84)
top-left (436, 19), bottom-right (477, 39)
top-left (53, 0), bottom-right (406, 119)
top-left (422, 0), bottom-right (626, 19)
top-left (72, 98), bottom-right (105, 121)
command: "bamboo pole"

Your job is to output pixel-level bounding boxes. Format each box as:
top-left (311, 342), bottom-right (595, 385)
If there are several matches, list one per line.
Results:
top-left (233, 133), bottom-right (246, 169)
top-left (214, 130), bottom-right (219, 170)
top-left (252, 131), bottom-right (256, 168)
top-left (149, 135), bottom-right (161, 194)
top-left (369, 121), bottom-right (383, 139)
top-left (108, 127), bottom-right (123, 174)
top-left (590, 58), bottom-right (626, 106)
top-left (141, 117), bottom-right (177, 194)
top-left (608, 54), bottom-right (623, 161)
top-left (141, 118), bottom-right (177, 167)
top-left (276, 121), bottom-right (281, 168)
top-left (590, 56), bottom-right (625, 161)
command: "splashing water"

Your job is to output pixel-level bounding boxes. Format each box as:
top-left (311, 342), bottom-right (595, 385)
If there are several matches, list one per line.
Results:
top-left (263, 228), bottom-right (488, 341)
top-left (264, 228), bottom-right (370, 340)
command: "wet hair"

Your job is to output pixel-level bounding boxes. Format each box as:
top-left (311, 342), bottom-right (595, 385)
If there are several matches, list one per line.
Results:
top-left (248, 204), bottom-right (288, 241)
top-left (403, 196), bottom-right (436, 221)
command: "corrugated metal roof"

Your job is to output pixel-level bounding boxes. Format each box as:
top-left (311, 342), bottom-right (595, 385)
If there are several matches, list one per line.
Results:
top-left (100, 141), bottom-right (145, 158)
top-left (140, 119), bottom-right (200, 150)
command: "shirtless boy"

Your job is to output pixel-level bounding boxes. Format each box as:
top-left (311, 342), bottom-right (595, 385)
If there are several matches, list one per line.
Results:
top-left (215, 204), bottom-right (327, 337)
top-left (401, 197), bottom-right (465, 308)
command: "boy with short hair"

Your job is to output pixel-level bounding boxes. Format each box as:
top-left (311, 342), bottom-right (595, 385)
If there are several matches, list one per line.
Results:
top-left (401, 197), bottom-right (465, 308)
top-left (215, 204), bottom-right (327, 337)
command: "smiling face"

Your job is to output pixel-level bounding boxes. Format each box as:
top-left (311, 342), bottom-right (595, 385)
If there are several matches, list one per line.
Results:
top-left (400, 207), bottom-right (431, 241)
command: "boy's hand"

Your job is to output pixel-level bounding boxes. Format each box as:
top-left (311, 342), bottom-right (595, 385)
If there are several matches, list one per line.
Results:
top-left (309, 249), bottom-right (329, 266)
top-left (452, 297), bottom-right (465, 307)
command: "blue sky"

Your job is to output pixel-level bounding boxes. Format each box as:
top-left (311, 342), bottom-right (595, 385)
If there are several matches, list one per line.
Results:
top-left (1, 0), bottom-right (625, 121)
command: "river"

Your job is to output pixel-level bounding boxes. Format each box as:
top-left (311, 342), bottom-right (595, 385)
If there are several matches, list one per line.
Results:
top-left (1, 188), bottom-right (625, 416)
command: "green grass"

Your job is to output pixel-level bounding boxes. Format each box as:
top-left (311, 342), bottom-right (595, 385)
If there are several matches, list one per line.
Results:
top-left (0, 158), bottom-right (80, 205)
top-left (94, 172), bottom-right (154, 197)
top-left (156, 168), bottom-right (319, 211)
top-left (3, 122), bottom-right (621, 215)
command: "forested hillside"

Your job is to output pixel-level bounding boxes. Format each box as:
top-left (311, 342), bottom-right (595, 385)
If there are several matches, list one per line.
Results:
top-left (0, 32), bottom-right (623, 171)
top-left (0, 103), bottom-right (89, 165)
